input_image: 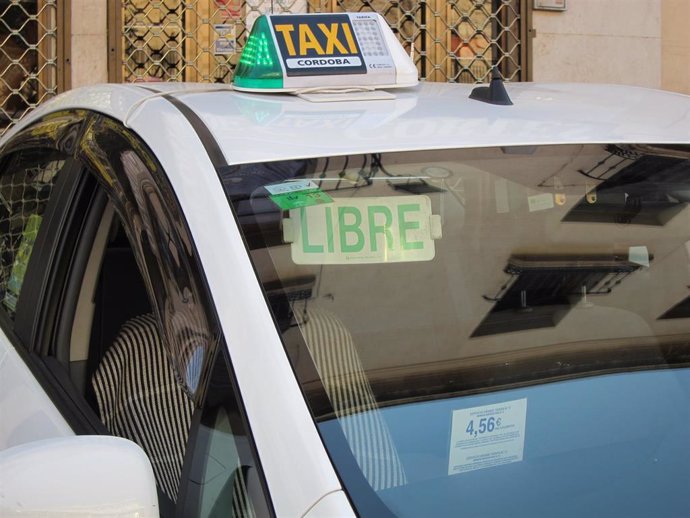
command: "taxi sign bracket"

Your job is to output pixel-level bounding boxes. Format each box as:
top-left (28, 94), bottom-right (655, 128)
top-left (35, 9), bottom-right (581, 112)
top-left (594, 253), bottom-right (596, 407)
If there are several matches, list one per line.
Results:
top-left (297, 89), bottom-right (396, 102)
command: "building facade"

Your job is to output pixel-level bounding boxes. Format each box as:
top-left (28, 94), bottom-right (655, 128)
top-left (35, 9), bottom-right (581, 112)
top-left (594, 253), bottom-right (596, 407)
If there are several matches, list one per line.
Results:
top-left (1, 0), bottom-right (689, 136)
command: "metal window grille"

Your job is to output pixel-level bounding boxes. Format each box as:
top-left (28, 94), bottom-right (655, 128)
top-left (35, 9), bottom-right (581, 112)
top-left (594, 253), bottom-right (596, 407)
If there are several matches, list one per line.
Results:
top-left (112, 0), bottom-right (528, 85)
top-left (0, 0), bottom-right (65, 136)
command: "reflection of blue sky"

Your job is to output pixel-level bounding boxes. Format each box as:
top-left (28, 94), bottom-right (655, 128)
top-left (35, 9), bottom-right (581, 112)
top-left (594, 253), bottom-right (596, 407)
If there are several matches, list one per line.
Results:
top-left (326, 368), bottom-right (690, 517)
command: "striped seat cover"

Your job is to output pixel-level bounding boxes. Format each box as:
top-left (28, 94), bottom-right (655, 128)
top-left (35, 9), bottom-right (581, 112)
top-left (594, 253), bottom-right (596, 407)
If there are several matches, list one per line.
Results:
top-left (93, 308), bottom-right (406, 505)
top-left (92, 314), bottom-right (193, 501)
top-left (297, 308), bottom-right (407, 490)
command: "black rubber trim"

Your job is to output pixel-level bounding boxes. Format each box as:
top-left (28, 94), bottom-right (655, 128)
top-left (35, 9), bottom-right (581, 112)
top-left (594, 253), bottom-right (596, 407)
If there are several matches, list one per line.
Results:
top-left (139, 96), bottom-right (281, 517)
top-left (176, 344), bottom-right (275, 518)
top-left (42, 355), bottom-right (111, 435)
top-left (157, 95), bottom-right (369, 516)
top-left (13, 168), bottom-right (112, 433)
top-left (161, 94), bottom-right (228, 169)
top-left (81, 112), bottom-right (275, 518)
top-left (135, 85), bottom-right (160, 94)
top-left (54, 185), bottom-right (107, 365)
top-left (176, 405), bottom-right (204, 518)
top-left (131, 84), bottom-right (227, 169)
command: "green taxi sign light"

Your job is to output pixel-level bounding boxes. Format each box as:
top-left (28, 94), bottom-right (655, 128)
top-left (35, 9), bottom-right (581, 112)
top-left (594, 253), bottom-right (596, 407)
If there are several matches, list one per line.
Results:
top-left (233, 12), bottom-right (418, 93)
top-left (234, 15), bottom-right (283, 90)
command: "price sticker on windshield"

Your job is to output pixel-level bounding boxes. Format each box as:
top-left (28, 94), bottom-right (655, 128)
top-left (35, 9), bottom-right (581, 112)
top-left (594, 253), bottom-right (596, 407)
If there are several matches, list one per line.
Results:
top-left (448, 398), bottom-right (528, 475)
top-left (282, 195), bottom-right (442, 264)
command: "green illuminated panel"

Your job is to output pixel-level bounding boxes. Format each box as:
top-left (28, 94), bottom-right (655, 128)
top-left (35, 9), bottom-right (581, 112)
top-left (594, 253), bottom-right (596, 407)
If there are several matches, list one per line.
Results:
top-left (234, 16), bottom-right (284, 89)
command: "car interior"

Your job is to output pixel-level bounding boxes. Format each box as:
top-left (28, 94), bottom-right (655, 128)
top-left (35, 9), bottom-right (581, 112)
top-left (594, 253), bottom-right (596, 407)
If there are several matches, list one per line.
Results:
top-left (228, 147), bottom-right (690, 516)
top-left (62, 194), bottom-right (261, 516)
top-left (0, 135), bottom-right (265, 516)
top-left (63, 200), bottom-right (190, 497)
top-left (68, 203), bottom-right (151, 398)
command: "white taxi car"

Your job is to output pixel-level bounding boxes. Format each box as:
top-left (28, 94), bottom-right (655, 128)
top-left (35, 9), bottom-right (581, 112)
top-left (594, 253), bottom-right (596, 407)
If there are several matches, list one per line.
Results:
top-left (1, 12), bottom-right (690, 518)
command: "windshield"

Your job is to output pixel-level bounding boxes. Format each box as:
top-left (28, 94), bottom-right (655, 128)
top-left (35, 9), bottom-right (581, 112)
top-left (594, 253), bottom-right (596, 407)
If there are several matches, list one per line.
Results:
top-left (220, 144), bottom-right (690, 517)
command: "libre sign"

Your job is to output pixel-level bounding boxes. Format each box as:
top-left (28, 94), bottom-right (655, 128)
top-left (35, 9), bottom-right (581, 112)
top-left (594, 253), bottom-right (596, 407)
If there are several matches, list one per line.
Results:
top-left (283, 196), bottom-right (442, 265)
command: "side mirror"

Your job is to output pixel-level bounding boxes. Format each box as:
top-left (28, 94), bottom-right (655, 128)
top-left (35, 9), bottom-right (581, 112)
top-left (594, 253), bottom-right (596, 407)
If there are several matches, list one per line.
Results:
top-left (0, 435), bottom-right (159, 517)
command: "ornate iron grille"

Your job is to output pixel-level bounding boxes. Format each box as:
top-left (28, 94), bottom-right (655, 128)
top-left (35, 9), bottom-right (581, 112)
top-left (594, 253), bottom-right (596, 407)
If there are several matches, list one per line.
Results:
top-left (0, 0), bottom-right (62, 136)
top-left (115, 0), bottom-right (527, 85)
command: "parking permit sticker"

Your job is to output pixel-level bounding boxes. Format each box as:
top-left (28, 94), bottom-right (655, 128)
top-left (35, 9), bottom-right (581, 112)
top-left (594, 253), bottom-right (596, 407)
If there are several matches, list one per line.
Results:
top-left (283, 195), bottom-right (442, 264)
top-left (266, 180), bottom-right (319, 195)
top-left (448, 398), bottom-right (527, 475)
top-left (267, 180), bottom-right (334, 210)
top-left (628, 246), bottom-right (650, 268)
top-left (528, 193), bottom-right (554, 212)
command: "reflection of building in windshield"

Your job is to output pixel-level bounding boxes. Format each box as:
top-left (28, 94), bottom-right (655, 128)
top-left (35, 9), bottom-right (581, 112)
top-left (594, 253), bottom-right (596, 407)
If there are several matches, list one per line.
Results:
top-left (221, 144), bottom-right (690, 415)
top-left (563, 148), bottom-right (690, 226)
top-left (472, 254), bottom-right (648, 337)
top-left (660, 295), bottom-right (690, 320)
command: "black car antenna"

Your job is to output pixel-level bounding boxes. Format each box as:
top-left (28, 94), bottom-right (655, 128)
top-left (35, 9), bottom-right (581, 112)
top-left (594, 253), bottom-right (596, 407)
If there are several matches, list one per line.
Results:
top-left (469, 67), bottom-right (513, 106)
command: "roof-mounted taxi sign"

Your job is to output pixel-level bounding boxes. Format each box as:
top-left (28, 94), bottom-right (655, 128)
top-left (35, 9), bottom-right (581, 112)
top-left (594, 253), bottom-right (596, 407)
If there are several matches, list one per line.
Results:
top-left (233, 12), bottom-right (418, 92)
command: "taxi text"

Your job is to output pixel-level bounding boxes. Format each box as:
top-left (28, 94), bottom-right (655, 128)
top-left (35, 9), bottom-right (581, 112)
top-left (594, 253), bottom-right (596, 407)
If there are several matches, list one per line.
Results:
top-left (273, 22), bottom-right (358, 57)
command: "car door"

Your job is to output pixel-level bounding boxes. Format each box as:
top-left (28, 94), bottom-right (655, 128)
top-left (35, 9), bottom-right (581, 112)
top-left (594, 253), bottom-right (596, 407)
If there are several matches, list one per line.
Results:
top-left (0, 115), bottom-right (88, 449)
top-left (0, 111), bottom-right (274, 518)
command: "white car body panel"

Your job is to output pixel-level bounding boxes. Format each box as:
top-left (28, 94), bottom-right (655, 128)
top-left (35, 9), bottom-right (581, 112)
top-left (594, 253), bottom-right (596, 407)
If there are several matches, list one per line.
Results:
top-left (184, 83), bottom-right (690, 164)
top-left (1, 80), bottom-right (688, 517)
top-left (1, 91), bottom-right (345, 517)
top-left (301, 491), bottom-right (355, 518)
top-left (0, 436), bottom-right (158, 517)
top-left (117, 98), bottom-right (345, 517)
top-left (0, 332), bottom-right (72, 450)
top-left (8, 82), bottom-right (690, 166)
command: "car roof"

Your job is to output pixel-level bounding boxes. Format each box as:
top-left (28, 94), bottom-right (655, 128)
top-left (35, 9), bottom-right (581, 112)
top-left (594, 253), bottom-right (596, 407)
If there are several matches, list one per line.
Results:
top-left (4, 81), bottom-right (690, 165)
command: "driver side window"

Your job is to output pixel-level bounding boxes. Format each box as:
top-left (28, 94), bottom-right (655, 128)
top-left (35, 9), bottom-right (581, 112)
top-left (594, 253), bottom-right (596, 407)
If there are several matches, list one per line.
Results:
top-left (0, 150), bottom-right (70, 319)
top-left (1, 113), bottom-right (273, 518)
top-left (69, 115), bottom-right (272, 517)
